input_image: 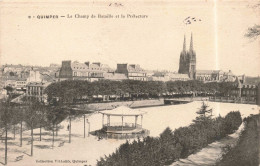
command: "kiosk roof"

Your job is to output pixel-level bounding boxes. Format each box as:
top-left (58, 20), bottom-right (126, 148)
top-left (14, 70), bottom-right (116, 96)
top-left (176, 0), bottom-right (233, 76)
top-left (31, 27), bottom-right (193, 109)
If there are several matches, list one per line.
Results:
top-left (99, 106), bottom-right (146, 116)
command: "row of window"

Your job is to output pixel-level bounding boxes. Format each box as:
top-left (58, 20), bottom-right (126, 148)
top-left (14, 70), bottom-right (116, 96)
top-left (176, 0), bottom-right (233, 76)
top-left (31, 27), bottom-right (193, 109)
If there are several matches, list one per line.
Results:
top-left (73, 67), bottom-right (103, 70)
top-left (231, 90), bottom-right (256, 95)
top-left (196, 75), bottom-right (230, 81)
top-left (27, 87), bottom-right (44, 96)
top-left (129, 77), bottom-right (147, 81)
top-left (16, 81), bottom-right (26, 84)
top-left (128, 73), bottom-right (147, 77)
top-left (73, 72), bottom-right (104, 77)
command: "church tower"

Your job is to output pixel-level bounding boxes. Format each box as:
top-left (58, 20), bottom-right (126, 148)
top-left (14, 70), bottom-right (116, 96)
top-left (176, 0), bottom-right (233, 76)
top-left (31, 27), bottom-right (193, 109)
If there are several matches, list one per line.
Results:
top-left (178, 33), bottom-right (196, 80)
top-left (178, 35), bottom-right (187, 74)
top-left (188, 33), bottom-right (196, 79)
top-left (183, 35), bottom-right (186, 51)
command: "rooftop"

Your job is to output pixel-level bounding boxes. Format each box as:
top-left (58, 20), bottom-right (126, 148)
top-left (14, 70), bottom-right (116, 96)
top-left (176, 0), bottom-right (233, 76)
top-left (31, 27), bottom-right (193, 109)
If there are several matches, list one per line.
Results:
top-left (71, 61), bottom-right (111, 72)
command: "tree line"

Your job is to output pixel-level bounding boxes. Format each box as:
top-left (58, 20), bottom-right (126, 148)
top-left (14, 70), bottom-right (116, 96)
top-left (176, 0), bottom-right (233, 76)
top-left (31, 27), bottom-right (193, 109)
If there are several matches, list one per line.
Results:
top-left (97, 103), bottom-right (242, 166)
top-left (0, 96), bottom-right (86, 165)
top-left (45, 80), bottom-right (235, 104)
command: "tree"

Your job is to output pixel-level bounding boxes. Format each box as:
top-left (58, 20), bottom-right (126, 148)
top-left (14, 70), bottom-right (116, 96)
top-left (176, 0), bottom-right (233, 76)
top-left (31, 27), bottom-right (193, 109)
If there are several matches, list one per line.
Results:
top-left (16, 106), bottom-right (25, 147)
top-left (0, 100), bottom-right (15, 165)
top-left (8, 105), bottom-right (22, 141)
top-left (9, 72), bottom-right (15, 76)
top-left (43, 105), bottom-right (66, 148)
top-left (4, 86), bottom-right (13, 94)
top-left (37, 104), bottom-right (47, 141)
top-left (245, 24), bottom-right (260, 39)
top-left (193, 102), bottom-right (213, 123)
top-left (24, 97), bottom-right (42, 156)
top-left (245, 3), bottom-right (260, 40)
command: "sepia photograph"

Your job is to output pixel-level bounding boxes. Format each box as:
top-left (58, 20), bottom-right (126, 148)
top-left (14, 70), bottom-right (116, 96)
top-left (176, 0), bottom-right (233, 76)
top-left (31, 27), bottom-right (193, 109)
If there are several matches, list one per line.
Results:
top-left (0, 0), bottom-right (260, 165)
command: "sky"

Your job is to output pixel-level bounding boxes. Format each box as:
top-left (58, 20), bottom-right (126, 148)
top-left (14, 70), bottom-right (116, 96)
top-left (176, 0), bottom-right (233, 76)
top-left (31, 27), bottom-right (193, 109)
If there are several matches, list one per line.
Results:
top-left (0, 0), bottom-right (259, 76)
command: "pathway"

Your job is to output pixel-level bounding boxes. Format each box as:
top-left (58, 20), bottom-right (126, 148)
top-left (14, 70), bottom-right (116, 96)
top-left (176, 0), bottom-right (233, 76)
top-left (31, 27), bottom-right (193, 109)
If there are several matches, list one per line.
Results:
top-left (171, 123), bottom-right (244, 166)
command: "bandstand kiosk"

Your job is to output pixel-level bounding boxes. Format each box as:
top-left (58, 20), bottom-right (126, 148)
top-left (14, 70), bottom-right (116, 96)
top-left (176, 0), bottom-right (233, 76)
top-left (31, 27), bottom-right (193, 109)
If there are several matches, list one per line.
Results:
top-left (97, 106), bottom-right (149, 139)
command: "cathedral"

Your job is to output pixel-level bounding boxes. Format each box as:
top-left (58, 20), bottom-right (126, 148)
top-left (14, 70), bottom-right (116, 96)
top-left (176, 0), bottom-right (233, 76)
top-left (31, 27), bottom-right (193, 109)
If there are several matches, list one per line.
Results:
top-left (178, 33), bottom-right (196, 80)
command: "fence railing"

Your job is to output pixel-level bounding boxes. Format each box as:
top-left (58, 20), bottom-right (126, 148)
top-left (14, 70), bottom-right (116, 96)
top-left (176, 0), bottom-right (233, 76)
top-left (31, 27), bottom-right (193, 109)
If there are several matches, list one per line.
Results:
top-left (92, 129), bottom-right (150, 140)
top-left (103, 123), bottom-right (142, 131)
top-left (103, 123), bottom-right (142, 128)
top-left (209, 96), bottom-right (256, 104)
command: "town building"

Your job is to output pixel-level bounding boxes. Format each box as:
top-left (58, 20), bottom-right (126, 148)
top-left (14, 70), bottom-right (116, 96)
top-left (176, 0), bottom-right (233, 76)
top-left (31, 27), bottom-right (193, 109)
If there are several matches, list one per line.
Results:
top-left (103, 72), bottom-right (127, 81)
top-left (2, 64), bottom-right (31, 77)
top-left (24, 68), bottom-right (55, 102)
top-left (15, 78), bottom-right (27, 91)
top-left (148, 72), bottom-right (190, 82)
top-left (2, 64), bottom-right (23, 74)
top-left (3, 76), bottom-right (27, 91)
top-left (4, 78), bottom-right (16, 88)
top-left (26, 82), bottom-right (51, 102)
top-left (196, 70), bottom-right (236, 82)
top-left (169, 73), bottom-right (190, 81)
top-left (58, 60), bottom-right (113, 82)
top-left (230, 77), bottom-right (257, 102)
top-left (115, 64), bottom-right (147, 81)
top-left (27, 69), bottom-right (42, 82)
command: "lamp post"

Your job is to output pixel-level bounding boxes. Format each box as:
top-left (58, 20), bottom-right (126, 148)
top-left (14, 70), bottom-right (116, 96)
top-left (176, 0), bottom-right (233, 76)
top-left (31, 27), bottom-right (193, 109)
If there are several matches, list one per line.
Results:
top-left (86, 119), bottom-right (90, 137)
top-left (257, 83), bottom-right (260, 114)
top-left (69, 116), bottom-right (71, 143)
top-left (84, 114), bottom-right (86, 138)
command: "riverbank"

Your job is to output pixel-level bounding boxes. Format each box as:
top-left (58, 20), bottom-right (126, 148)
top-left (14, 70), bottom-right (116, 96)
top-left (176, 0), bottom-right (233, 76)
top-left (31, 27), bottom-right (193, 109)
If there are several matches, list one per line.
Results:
top-left (71, 96), bottom-right (257, 113)
top-left (72, 99), bottom-right (164, 111)
top-left (72, 97), bottom-right (210, 112)
top-left (209, 96), bottom-right (256, 105)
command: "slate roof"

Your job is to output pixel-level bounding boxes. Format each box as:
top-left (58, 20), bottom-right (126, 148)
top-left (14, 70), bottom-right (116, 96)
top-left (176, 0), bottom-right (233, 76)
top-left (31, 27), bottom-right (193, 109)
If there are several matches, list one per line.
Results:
top-left (71, 62), bottom-right (110, 72)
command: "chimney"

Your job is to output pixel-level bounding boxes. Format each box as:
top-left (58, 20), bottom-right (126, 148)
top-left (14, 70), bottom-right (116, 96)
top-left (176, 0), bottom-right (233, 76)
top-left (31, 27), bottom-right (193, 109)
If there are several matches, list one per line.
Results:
top-left (84, 61), bottom-right (90, 67)
top-left (130, 64), bottom-right (136, 69)
top-left (62, 60), bottom-right (71, 67)
top-left (93, 62), bottom-right (101, 67)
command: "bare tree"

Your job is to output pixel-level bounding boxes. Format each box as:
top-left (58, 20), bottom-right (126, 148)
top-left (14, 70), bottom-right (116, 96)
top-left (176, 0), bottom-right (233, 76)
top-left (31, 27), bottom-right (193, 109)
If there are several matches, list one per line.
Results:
top-left (245, 24), bottom-right (260, 39)
top-left (0, 100), bottom-right (15, 165)
top-left (24, 97), bottom-right (42, 156)
top-left (245, 2), bottom-right (260, 39)
top-left (38, 104), bottom-right (47, 141)
top-left (44, 106), bottom-right (64, 147)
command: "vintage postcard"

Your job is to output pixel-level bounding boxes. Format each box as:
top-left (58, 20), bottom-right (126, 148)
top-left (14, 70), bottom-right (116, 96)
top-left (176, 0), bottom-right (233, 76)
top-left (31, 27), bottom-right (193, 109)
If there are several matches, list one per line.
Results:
top-left (0, 0), bottom-right (259, 165)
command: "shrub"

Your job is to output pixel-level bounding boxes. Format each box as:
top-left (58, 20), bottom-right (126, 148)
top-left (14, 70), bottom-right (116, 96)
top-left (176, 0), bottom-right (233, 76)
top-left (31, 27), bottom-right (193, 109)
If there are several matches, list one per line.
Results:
top-left (223, 111), bottom-right (242, 134)
top-left (216, 114), bottom-right (259, 166)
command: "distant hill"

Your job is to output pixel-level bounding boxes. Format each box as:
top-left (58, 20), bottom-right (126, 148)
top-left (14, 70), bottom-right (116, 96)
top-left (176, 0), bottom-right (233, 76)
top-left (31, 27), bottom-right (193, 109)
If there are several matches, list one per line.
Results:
top-left (245, 76), bottom-right (260, 85)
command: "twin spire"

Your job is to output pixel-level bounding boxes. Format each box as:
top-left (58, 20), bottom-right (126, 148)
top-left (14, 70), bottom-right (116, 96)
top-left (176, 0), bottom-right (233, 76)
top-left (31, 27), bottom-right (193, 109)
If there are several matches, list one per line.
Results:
top-left (183, 33), bottom-right (193, 52)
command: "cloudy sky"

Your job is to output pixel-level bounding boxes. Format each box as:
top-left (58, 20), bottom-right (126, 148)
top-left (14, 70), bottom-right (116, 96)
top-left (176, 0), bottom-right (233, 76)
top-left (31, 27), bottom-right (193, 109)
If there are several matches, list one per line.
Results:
top-left (0, 0), bottom-right (259, 76)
